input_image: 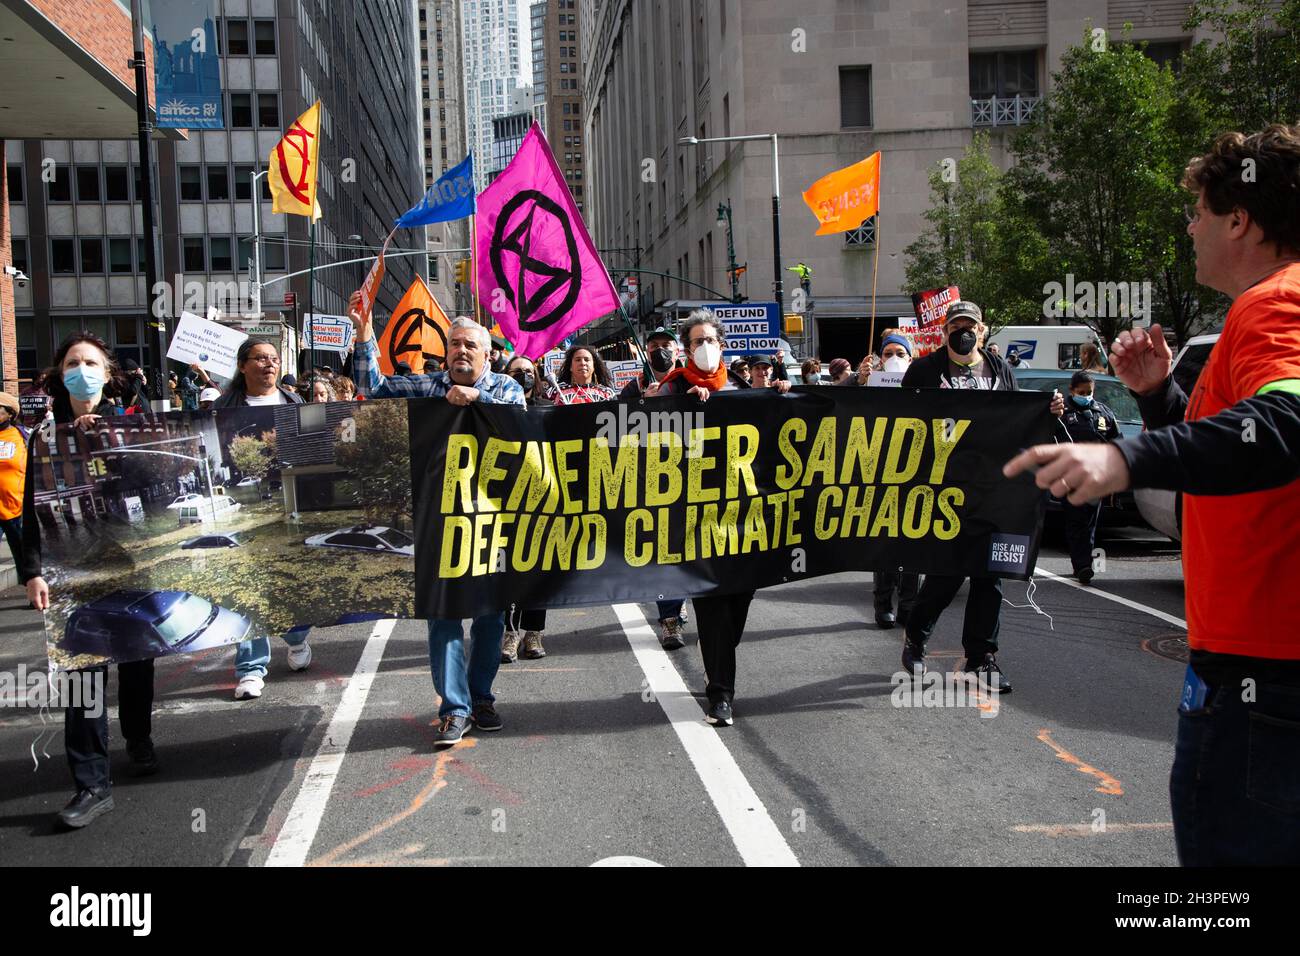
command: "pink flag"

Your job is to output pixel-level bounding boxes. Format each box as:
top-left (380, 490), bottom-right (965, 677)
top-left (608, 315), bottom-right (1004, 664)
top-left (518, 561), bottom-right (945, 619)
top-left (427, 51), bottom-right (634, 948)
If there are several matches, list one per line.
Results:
top-left (475, 123), bottom-right (620, 358)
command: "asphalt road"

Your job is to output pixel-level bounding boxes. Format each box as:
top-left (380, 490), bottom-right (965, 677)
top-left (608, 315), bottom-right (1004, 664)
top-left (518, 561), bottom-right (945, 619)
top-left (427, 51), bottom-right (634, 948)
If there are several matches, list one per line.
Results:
top-left (0, 524), bottom-right (1189, 867)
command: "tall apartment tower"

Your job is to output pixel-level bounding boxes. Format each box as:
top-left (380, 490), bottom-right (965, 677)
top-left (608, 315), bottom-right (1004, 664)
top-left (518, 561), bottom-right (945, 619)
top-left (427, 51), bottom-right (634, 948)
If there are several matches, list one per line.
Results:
top-left (460, 0), bottom-right (522, 192)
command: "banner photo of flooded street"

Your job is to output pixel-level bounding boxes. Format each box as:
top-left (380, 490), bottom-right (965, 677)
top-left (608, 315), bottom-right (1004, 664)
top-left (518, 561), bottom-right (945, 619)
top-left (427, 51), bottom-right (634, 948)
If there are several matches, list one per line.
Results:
top-left (36, 400), bottom-right (415, 669)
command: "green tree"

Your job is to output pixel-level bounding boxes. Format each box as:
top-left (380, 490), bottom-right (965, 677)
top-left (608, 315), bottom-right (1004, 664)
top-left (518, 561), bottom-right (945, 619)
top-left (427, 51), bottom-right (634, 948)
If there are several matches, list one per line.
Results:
top-left (334, 401), bottom-right (412, 530)
top-left (229, 431), bottom-right (275, 481)
top-left (903, 133), bottom-right (1048, 331)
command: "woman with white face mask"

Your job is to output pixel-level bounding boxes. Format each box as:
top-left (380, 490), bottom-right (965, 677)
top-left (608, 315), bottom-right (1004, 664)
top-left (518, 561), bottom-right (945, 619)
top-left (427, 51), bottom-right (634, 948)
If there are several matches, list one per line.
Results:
top-left (851, 331), bottom-right (914, 385)
top-left (645, 310), bottom-right (752, 726)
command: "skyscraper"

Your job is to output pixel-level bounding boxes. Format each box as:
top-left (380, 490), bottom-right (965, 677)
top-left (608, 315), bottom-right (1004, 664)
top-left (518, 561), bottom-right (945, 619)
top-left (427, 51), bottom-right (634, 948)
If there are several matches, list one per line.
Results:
top-left (460, 0), bottom-right (522, 191)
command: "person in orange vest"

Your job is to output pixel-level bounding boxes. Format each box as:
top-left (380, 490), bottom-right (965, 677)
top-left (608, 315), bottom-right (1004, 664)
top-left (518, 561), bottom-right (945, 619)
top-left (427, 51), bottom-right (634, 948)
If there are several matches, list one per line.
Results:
top-left (0, 392), bottom-right (27, 569)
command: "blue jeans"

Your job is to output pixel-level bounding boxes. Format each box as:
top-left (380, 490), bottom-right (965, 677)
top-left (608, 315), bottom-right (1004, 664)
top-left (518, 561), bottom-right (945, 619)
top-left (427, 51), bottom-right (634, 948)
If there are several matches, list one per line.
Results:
top-left (235, 626), bottom-right (311, 679)
top-left (657, 599), bottom-right (684, 622)
top-left (1170, 676), bottom-right (1300, 865)
top-left (428, 614), bottom-right (505, 718)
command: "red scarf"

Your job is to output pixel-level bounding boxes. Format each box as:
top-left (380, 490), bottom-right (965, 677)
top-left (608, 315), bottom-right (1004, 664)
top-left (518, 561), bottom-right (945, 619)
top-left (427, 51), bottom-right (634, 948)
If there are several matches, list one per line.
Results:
top-left (657, 360), bottom-right (728, 393)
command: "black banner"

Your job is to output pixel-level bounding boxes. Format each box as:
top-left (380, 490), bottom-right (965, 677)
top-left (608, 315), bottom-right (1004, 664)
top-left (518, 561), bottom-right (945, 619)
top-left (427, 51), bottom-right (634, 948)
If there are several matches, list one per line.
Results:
top-left (411, 387), bottom-right (1054, 620)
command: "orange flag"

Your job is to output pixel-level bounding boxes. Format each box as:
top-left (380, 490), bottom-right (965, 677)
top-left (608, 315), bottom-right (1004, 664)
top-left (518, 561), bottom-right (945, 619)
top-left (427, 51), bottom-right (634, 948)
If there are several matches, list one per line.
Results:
top-left (376, 276), bottom-right (451, 375)
top-left (358, 228), bottom-right (395, 321)
top-left (268, 101), bottom-right (322, 221)
top-left (801, 151), bottom-right (881, 236)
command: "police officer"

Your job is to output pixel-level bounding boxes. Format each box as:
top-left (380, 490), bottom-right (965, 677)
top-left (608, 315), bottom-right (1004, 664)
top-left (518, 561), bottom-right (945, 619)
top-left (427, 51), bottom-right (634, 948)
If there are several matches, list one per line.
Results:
top-left (1060, 371), bottom-right (1120, 584)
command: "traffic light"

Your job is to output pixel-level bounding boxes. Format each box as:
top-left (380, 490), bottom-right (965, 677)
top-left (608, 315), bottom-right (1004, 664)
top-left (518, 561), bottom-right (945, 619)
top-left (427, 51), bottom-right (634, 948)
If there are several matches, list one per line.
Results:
top-left (454, 259), bottom-right (471, 284)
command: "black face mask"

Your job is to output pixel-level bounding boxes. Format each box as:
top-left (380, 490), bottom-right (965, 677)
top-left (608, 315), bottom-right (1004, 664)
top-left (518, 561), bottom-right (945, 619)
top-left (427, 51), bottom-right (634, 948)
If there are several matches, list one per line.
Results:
top-left (511, 370), bottom-right (535, 393)
top-left (649, 346), bottom-right (675, 374)
top-left (948, 328), bottom-right (978, 356)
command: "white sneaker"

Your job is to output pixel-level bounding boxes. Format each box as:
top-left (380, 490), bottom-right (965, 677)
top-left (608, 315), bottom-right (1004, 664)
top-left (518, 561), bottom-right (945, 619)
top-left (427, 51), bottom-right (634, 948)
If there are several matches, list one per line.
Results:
top-left (234, 675), bottom-right (264, 700)
top-left (287, 642), bottom-right (312, 671)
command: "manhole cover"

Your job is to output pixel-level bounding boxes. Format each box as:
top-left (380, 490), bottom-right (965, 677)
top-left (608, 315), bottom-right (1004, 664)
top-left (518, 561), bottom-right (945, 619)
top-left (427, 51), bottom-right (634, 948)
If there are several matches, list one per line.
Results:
top-left (1143, 633), bottom-right (1189, 663)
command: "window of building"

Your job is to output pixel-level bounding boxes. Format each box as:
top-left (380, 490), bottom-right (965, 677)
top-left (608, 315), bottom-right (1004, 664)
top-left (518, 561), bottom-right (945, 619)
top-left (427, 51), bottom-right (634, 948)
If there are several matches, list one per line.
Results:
top-left (47, 165), bottom-right (71, 202)
top-left (263, 238), bottom-right (286, 271)
top-left (207, 165), bottom-right (230, 201)
top-left (51, 239), bottom-right (75, 273)
top-left (1138, 40), bottom-right (1184, 72)
top-left (226, 18), bottom-right (249, 55)
top-left (209, 237), bottom-right (233, 272)
top-left (7, 165), bottom-right (23, 202)
top-left (230, 93), bottom-right (254, 127)
top-left (179, 165), bottom-right (203, 201)
top-left (257, 93), bottom-right (280, 128)
top-left (79, 238), bottom-right (103, 273)
top-left (969, 50), bottom-right (1038, 99)
top-left (183, 237), bottom-right (206, 273)
top-left (843, 216), bottom-right (877, 247)
top-left (10, 237), bottom-right (27, 274)
top-left (254, 20), bottom-right (276, 55)
top-left (109, 237), bottom-right (133, 273)
top-left (137, 237), bottom-right (147, 272)
top-left (233, 164), bottom-right (254, 200)
top-left (75, 166), bottom-right (100, 202)
top-left (839, 66), bottom-right (873, 128)
top-left (105, 165), bottom-right (129, 201)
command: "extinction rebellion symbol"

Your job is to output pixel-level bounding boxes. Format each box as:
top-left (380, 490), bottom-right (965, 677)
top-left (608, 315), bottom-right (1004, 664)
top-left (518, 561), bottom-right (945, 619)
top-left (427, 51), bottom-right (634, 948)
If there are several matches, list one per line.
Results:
top-left (386, 308), bottom-right (448, 371)
top-left (489, 190), bottom-right (581, 332)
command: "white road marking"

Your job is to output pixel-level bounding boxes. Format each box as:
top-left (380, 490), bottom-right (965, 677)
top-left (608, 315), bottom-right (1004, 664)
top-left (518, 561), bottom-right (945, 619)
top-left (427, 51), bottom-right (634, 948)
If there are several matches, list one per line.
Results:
top-left (1035, 568), bottom-right (1187, 630)
top-left (612, 603), bottom-right (799, 867)
top-left (265, 619), bottom-right (397, 867)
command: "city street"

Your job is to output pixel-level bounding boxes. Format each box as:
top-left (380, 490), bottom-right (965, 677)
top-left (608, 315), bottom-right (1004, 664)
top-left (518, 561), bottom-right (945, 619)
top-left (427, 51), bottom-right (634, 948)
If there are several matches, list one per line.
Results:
top-left (0, 524), bottom-right (1189, 867)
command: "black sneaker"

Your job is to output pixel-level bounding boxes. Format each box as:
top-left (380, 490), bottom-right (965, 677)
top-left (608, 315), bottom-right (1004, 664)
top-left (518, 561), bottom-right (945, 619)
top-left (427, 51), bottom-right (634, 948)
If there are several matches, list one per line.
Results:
top-left (897, 608), bottom-right (911, 629)
top-left (963, 653), bottom-right (1012, 694)
top-left (472, 701), bottom-right (503, 732)
top-left (58, 788), bottom-right (115, 829)
top-left (125, 737), bottom-right (158, 776)
top-left (433, 714), bottom-right (472, 747)
top-left (874, 609), bottom-right (897, 629)
top-left (706, 699), bottom-right (733, 726)
top-left (1076, 567), bottom-right (1094, 586)
top-left (901, 640), bottom-right (927, 676)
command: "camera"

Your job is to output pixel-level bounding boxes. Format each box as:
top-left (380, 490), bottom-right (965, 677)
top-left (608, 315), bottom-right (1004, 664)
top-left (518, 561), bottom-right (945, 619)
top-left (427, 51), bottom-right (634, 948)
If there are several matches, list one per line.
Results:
top-left (3, 265), bottom-right (27, 288)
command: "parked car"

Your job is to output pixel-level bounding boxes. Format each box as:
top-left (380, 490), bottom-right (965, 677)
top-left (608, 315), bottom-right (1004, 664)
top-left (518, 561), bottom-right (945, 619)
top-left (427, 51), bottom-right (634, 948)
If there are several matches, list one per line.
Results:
top-left (180, 534), bottom-right (240, 549)
top-left (304, 525), bottom-right (415, 557)
top-left (1013, 367), bottom-right (1145, 524)
top-left (1134, 332), bottom-right (1221, 542)
top-left (166, 492), bottom-right (205, 510)
top-left (61, 589), bottom-right (252, 660)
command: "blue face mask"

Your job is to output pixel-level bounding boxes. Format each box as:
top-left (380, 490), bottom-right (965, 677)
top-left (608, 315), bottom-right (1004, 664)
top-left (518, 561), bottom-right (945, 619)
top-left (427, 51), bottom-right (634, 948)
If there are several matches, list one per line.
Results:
top-left (1071, 393), bottom-right (1094, 408)
top-left (63, 365), bottom-right (106, 401)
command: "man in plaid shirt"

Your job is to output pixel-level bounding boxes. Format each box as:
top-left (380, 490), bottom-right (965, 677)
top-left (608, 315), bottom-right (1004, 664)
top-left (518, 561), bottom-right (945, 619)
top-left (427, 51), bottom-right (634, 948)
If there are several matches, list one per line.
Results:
top-left (349, 295), bottom-right (525, 746)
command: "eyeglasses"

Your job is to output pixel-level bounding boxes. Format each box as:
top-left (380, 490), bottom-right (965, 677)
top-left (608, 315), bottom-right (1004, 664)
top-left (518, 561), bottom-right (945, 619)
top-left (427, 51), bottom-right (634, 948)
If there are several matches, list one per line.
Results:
top-left (688, 336), bottom-right (721, 348)
top-left (248, 354), bottom-right (280, 366)
top-left (1184, 204), bottom-right (1201, 224)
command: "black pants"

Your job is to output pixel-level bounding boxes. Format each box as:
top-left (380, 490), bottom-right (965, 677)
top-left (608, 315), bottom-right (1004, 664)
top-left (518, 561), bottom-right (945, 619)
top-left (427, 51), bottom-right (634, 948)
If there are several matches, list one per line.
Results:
top-left (65, 659), bottom-right (155, 793)
top-left (693, 590), bottom-right (754, 704)
top-left (904, 575), bottom-right (1002, 660)
top-left (873, 570), bottom-right (920, 615)
top-left (0, 515), bottom-right (22, 569)
top-left (1064, 500), bottom-right (1102, 574)
top-left (508, 607), bottom-right (547, 632)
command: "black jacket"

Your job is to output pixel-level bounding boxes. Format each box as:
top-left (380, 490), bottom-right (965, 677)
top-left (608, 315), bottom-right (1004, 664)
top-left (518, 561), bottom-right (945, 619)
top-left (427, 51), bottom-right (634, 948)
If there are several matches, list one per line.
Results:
top-left (1114, 375), bottom-right (1300, 496)
top-left (900, 346), bottom-right (1018, 391)
top-left (1061, 400), bottom-right (1120, 444)
top-left (212, 384), bottom-right (304, 409)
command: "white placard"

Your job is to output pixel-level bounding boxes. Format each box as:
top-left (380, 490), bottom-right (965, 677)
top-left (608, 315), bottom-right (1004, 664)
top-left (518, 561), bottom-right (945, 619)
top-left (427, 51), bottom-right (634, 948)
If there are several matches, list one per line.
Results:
top-left (167, 311), bottom-right (248, 379)
top-left (867, 370), bottom-right (905, 388)
top-left (304, 314), bottom-right (355, 353)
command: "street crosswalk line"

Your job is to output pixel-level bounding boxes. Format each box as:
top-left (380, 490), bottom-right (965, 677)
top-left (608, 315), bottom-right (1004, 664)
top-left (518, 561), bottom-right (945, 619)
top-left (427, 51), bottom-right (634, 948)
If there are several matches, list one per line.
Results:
top-left (1035, 568), bottom-right (1187, 630)
top-left (612, 603), bottom-right (800, 868)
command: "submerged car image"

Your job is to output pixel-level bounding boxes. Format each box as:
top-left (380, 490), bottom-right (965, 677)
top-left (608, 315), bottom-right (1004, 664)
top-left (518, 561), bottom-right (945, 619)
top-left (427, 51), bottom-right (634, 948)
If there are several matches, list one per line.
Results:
top-left (304, 525), bottom-right (415, 557)
top-left (166, 493), bottom-right (205, 510)
top-left (180, 534), bottom-right (240, 549)
top-left (62, 590), bottom-right (252, 662)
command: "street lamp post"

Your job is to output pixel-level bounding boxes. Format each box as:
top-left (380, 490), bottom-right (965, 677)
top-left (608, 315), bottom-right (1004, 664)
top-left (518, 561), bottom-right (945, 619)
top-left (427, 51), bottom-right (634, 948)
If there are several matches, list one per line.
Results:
top-left (716, 201), bottom-right (743, 304)
top-left (680, 134), bottom-right (784, 317)
top-left (250, 170), bottom-right (268, 317)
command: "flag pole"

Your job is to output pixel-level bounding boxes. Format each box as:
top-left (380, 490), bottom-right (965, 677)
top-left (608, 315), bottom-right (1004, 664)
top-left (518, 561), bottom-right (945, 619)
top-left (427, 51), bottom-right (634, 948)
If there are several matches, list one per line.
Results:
top-left (869, 212), bottom-right (880, 357)
top-left (470, 212), bottom-right (482, 324)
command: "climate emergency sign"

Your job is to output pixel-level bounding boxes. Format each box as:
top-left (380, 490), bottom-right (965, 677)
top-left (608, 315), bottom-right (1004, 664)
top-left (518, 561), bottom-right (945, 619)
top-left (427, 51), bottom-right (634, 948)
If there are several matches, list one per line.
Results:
top-left (409, 387), bottom-right (1052, 619)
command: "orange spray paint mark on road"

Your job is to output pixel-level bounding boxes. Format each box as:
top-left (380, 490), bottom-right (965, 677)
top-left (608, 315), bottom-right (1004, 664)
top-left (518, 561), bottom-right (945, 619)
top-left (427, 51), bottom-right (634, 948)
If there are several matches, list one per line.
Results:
top-left (1036, 729), bottom-right (1123, 795)
top-left (309, 738), bottom-right (477, 866)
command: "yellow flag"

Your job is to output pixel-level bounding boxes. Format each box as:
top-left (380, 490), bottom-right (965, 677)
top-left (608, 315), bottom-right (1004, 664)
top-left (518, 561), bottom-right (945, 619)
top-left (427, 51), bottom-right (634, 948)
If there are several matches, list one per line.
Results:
top-left (801, 151), bottom-right (881, 236)
top-left (377, 276), bottom-right (452, 375)
top-left (268, 101), bottom-right (322, 221)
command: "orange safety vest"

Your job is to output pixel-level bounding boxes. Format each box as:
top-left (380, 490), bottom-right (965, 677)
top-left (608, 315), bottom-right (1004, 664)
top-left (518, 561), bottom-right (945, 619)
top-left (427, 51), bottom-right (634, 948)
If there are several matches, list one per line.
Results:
top-left (0, 423), bottom-right (28, 521)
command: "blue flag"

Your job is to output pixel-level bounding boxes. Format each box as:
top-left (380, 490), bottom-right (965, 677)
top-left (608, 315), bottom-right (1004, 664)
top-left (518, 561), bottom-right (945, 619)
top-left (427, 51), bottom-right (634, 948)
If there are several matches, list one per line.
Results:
top-left (396, 153), bottom-right (476, 227)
